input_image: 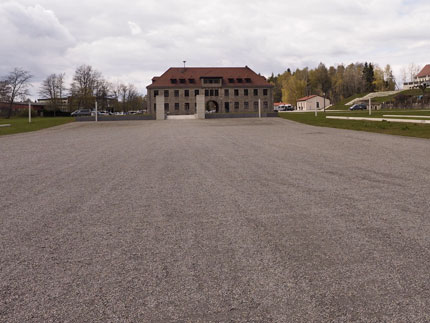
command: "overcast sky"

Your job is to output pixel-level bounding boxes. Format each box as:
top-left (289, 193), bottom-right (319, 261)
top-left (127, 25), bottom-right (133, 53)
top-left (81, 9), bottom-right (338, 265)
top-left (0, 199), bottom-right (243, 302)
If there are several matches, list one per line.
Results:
top-left (1, 0), bottom-right (429, 98)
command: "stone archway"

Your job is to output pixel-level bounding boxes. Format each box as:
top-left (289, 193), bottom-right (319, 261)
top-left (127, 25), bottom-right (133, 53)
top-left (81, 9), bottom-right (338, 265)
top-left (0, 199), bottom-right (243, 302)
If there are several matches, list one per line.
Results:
top-left (206, 100), bottom-right (219, 113)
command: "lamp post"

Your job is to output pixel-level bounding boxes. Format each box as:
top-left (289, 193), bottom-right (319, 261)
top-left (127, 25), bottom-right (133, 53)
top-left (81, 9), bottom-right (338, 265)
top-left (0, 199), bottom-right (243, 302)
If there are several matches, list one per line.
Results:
top-left (95, 101), bottom-right (98, 122)
top-left (28, 102), bottom-right (31, 123)
top-left (258, 99), bottom-right (261, 118)
top-left (369, 98), bottom-right (372, 116)
top-left (323, 93), bottom-right (326, 113)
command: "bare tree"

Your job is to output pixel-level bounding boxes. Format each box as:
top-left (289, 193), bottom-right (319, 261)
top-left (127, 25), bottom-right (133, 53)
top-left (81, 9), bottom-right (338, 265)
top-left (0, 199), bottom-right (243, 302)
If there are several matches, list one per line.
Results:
top-left (39, 73), bottom-right (66, 116)
top-left (1, 68), bottom-right (33, 119)
top-left (94, 79), bottom-right (113, 111)
top-left (407, 63), bottom-right (421, 83)
top-left (70, 65), bottom-right (102, 109)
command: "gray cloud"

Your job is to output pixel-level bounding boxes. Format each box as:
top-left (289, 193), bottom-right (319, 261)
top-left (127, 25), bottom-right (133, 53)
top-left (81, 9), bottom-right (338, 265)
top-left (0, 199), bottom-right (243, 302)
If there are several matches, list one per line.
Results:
top-left (1, 0), bottom-right (429, 97)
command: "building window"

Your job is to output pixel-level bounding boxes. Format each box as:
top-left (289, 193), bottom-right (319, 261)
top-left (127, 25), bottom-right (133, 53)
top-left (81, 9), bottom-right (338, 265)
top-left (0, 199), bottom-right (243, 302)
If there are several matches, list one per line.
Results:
top-left (185, 90), bottom-right (189, 97)
top-left (263, 89), bottom-right (268, 96)
top-left (244, 89), bottom-right (248, 96)
top-left (205, 89), bottom-right (209, 96)
top-left (225, 102), bottom-right (230, 113)
top-left (264, 101), bottom-right (268, 110)
top-left (174, 90), bottom-right (179, 97)
top-left (179, 79), bottom-right (186, 84)
top-left (214, 89), bottom-right (219, 96)
top-left (244, 102), bottom-right (249, 109)
top-left (175, 103), bottom-right (179, 110)
top-left (154, 90), bottom-right (159, 97)
top-left (228, 78), bottom-right (235, 83)
top-left (170, 79), bottom-right (177, 84)
top-left (154, 103), bottom-right (156, 111)
top-left (245, 78), bottom-right (251, 83)
top-left (234, 89), bottom-right (239, 96)
top-left (189, 79), bottom-right (195, 84)
top-left (254, 89), bottom-right (258, 96)
top-left (234, 102), bottom-right (239, 109)
top-left (195, 89), bottom-right (199, 96)
top-left (164, 90), bottom-right (169, 97)
top-left (316, 102), bottom-right (320, 108)
top-left (209, 89), bottom-right (214, 96)
top-left (224, 89), bottom-right (229, 96)
top-left (203, 78), bottom-right (221, 84)
top-left (254, 101), bottom-right (258, 111)
top-left (164, 103), bottom-right (169, 112)
top-left (185, 103), bottom-right (190, 111)
top-left (237, 78), bottom-right (243, 83)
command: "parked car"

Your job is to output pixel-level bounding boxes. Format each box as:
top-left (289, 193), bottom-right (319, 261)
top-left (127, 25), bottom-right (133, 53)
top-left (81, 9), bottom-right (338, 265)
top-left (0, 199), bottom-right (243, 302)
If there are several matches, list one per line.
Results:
top-left (71, 109), bottom-right (92, 116)
top-left (276, 104), bottom-right (294, 111)
top-left (349, 104), bottom-right (367, 111)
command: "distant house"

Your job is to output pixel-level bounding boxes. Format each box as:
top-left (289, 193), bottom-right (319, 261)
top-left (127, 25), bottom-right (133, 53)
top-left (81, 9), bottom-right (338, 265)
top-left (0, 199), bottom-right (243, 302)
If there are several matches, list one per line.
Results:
top-left (37, 96), bottom-right (118, 112)
top-left (0, 101), bottom-right (45, 117)
top-left (403, 64), bottom-right (430, 89)
top-left (296, 95), bottom-right (330, 111)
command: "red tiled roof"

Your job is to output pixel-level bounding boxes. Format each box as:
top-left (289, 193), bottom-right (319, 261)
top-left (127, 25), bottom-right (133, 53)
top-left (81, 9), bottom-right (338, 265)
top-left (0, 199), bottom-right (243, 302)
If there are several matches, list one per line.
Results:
top-left (417, 64), bottom-right (430, 78)
top-left (297, 95), bottom-right (318, 102)
top-left (147, 66), bottom-right (273, 89)
top-left (274, 102), bottom-right (290, 106)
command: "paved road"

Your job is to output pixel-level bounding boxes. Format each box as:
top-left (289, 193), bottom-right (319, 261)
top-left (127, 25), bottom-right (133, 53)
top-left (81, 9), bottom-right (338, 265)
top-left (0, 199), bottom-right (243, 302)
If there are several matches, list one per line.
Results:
top-left (1, 119), bottom-right (429, 322)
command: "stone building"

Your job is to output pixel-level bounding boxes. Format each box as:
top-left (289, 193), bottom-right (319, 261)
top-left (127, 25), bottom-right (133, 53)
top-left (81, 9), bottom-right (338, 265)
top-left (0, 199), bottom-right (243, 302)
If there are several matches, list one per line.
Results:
top-left (146, 66), bottom-right (273, 115)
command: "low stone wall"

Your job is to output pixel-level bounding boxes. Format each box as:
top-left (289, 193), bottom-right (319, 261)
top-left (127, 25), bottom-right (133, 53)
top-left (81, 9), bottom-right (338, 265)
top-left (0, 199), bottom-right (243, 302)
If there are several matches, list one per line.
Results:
top-left (75, 115), bottom-right (155, 122)
top-left (205, 112), bottom-right (278, 119)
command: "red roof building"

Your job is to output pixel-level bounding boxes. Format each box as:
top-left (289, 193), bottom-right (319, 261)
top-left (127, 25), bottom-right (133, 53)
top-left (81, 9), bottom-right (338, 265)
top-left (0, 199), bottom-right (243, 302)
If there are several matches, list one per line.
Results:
top-left (296, 95), bottom-right (330, 111)
top-left (403, 64), bottom-right (430, 89)
top-left (146, 66), bottom-right (273, 115)
top-left (417, 64), bottom-right (430, 79)
top-left (297, 95), bottom-right (318, 102)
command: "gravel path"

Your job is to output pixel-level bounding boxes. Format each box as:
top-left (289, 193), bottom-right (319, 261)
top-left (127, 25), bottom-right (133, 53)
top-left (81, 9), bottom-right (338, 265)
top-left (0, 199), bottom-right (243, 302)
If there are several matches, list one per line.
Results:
top-left (1, 118), bottom-right (429, 322)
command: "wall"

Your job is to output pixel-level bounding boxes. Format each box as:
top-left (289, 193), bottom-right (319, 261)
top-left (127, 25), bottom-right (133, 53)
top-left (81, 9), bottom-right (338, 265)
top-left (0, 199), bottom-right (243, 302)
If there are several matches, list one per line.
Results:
top-left (148, 87), bottom-right (273, 115)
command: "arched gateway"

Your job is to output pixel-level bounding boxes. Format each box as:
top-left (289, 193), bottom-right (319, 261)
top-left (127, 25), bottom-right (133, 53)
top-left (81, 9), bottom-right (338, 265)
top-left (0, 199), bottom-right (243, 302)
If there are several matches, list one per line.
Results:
top-left (206, 100), bottom-right (219, 113)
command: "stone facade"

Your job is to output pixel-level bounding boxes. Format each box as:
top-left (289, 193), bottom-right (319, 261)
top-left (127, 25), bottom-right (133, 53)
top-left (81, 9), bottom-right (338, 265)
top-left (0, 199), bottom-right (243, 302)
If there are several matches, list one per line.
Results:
top-left (146, 67), bottom-right (274, 115)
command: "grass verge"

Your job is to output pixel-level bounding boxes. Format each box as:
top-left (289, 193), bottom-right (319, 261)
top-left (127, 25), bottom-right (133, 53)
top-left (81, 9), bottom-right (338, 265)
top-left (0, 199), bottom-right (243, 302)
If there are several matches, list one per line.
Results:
top-left (0, 117), bottom-right (74, 136)
top-left (279, 110), bottom-right (430, 139)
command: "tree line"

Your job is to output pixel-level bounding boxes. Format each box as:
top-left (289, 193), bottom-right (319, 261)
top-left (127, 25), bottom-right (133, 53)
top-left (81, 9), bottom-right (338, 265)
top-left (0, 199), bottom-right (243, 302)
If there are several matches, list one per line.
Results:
top-left (0, 65), bottom-right (146, 118)
top-left (268, 62), bottom-right (397, 106)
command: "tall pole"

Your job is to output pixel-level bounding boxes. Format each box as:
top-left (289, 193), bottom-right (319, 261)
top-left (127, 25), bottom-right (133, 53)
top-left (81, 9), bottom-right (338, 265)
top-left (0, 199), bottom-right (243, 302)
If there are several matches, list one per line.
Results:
top-left (258, 99), bottom-right (261, 118)
top-left (28, 102), bottom-right (32, 123)
top-left (323, 94), bottom-right (326, 113)
top-left (95, 101), bottom-right (98, 122)
top-left (369, 98), bottom-right (372, 116)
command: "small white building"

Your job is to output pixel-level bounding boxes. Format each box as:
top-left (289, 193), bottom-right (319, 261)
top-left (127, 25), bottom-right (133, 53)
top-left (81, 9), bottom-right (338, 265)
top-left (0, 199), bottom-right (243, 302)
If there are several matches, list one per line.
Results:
top-left (296, 95), bottom-right (330, 111)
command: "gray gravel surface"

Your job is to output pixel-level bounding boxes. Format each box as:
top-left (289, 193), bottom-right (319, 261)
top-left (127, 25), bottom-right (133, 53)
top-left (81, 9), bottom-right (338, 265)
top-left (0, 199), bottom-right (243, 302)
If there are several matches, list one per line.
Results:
top-left (1, 118), bottom-right (429, 322)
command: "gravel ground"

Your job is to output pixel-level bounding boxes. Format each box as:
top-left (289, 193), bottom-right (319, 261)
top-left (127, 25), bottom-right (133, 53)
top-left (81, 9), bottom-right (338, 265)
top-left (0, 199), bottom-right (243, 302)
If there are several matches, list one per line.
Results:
top-left (1, 118), bottom-right (429, 322)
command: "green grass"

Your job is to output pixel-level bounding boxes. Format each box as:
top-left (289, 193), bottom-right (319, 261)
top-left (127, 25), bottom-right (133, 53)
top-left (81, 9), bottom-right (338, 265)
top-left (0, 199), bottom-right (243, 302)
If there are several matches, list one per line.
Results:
top-left (371, 88), bottom-right (430, 103)
top-left (328, 89), bottom-right (430, 108)
top-left (328, 93), bottom-right (369, 110)
top-left (279, 110), bottom-right (430, 139)
top-left (0, 117), bottom-right (74, 136)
